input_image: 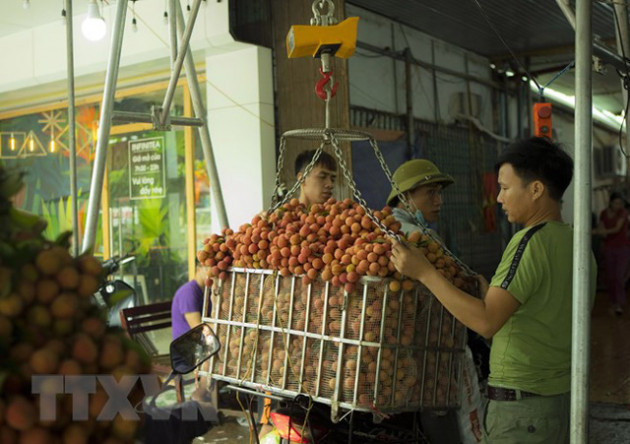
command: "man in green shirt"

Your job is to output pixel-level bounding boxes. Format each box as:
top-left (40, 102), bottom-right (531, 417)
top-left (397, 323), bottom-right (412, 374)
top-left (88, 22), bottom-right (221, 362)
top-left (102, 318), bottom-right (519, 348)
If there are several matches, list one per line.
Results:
top-left (390, 137), bottom-right (596, 443)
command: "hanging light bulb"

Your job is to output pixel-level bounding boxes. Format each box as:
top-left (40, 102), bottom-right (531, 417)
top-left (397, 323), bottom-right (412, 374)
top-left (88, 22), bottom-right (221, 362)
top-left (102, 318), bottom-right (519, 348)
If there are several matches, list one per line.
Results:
top-left (29, 137), bottom-right (34, 152)
top-left (50, 139), bottom-right (56, 153)
top-left (82, 0), bottom-right (107, 42)
top-left (131, 0), bottom-right (138, 32)
top-left (9, 134), bottom-right (15, 151)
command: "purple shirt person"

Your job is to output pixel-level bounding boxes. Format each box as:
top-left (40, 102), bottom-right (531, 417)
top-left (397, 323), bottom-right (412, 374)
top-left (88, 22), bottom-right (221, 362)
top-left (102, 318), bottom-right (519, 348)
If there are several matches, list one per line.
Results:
top-left (171, 263), bottom-right (208, 340)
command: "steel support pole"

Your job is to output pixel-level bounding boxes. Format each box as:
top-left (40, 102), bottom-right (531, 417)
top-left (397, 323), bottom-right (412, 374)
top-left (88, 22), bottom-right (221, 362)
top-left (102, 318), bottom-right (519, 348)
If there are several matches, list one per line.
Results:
top-left (160, 0), bottom-right (203, 126)
top-left (175, 4), bottom-right (229, 229)
top-left (64, 0), bottom-right (79, 256)
top-left (571, 0), bottom-right (592, 443)
top-left (613, 2), bottom-right (630, 154)
top-left (168, 0), bottom-right (178, 69)
top-left (81, 0), bottom-right (129, 254)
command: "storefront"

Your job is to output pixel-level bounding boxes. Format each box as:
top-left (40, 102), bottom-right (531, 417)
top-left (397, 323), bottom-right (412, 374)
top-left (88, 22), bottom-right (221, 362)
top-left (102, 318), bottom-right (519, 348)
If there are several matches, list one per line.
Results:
top-left (0, 79), bottom-right (211, 303)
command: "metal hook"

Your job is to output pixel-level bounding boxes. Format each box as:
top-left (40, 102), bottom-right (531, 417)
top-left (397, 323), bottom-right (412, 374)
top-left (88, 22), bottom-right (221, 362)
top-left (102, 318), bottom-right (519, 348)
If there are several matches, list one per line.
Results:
top-left (315, 67), bottom-right (338, 100)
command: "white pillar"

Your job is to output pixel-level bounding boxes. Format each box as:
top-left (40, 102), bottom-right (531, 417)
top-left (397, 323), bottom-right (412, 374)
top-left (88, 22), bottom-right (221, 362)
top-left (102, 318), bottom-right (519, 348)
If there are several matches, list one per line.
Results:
top-left (205, 46), bottom-right (276, 233)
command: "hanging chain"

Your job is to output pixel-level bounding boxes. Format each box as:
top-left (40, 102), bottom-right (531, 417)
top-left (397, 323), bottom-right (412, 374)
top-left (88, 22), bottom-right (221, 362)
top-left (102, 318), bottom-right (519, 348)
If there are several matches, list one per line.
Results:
top-left (269, 143), bottom-right (326, 213)
top-left (329, 132), bottom-right (401, 241)
top-left (368, 138), bottom-right (415, 215)
top-left (270, 136), bottom-right (288, 207)
top-left (311, 0), bottom-right (336, 26)
top-left (367, 140), bottom-right (476, 276)
top-left (269, 126), bottom-right (476, 276)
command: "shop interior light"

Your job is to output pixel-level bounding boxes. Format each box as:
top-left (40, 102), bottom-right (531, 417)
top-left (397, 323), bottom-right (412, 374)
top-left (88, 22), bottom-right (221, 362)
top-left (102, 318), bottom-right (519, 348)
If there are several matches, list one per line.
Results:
top-left (9, 134), bottom-right (15, 151)
top-left (29, 138), bottom-right (34, 152)
top-left (81, 0), bottom-right (107, 42)
top-left (49, 139), bottom-right (56, 153)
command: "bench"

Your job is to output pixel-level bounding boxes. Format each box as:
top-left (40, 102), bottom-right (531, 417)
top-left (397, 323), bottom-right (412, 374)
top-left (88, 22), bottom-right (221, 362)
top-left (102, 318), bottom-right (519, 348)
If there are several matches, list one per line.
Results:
top-left (119, 301), bottom-right (184, 402)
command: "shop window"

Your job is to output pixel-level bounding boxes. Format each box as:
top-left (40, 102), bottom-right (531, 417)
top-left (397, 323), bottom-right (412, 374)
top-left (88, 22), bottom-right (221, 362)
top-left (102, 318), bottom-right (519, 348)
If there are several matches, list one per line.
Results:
top-left (0, 106), bottom-right (100, 248)
top-left (0, 80), bottom-right (211, 304)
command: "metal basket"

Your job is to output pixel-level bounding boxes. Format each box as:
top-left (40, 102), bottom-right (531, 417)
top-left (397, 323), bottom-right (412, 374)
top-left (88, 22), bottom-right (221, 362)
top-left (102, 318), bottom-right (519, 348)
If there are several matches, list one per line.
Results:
top-left (202, 267), bottom-right (470, 421)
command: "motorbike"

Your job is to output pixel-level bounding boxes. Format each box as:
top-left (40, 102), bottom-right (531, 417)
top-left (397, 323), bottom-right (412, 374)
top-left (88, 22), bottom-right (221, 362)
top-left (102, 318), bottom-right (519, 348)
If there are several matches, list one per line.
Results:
top-left (226, 385), bottom-right (428, 444)
top-left (143, 322), bottom-right (222, 444)
top-left (93, 254), bottom-right (138, 327)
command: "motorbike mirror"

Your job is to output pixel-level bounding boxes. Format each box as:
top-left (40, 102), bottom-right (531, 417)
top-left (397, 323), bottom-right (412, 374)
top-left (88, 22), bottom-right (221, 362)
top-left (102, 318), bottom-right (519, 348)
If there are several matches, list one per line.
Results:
top-left (99, 280), bottom-right (134, 307)
top-left (170, 323), bottom-right (221, 374)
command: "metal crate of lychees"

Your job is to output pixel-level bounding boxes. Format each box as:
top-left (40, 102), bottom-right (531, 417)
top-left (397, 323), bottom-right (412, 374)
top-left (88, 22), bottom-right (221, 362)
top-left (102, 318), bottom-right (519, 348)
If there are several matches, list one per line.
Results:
top-left (202, 267), bottom-right (470, 420)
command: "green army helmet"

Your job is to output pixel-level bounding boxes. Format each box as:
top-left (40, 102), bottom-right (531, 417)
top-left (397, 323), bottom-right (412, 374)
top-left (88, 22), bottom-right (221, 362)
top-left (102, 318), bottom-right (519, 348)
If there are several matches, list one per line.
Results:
top-left (386, 159), bottom-right (454, 207)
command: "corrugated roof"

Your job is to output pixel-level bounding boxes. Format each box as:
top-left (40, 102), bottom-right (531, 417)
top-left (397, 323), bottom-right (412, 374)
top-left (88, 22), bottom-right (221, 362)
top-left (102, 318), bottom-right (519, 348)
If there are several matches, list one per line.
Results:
top-left (347, 0), bottom-right (617, 58)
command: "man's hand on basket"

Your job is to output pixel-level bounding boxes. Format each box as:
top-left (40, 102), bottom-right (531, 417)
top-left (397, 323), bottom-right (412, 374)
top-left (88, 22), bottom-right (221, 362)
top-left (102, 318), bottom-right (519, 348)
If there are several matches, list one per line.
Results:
top-left (390, 238), bottom-right (434, 283)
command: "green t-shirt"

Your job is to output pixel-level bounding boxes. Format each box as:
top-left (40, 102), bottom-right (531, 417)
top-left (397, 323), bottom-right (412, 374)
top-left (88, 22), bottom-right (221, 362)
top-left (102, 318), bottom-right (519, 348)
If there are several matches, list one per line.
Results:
top-left (488, 221), bottom-right (596, 395)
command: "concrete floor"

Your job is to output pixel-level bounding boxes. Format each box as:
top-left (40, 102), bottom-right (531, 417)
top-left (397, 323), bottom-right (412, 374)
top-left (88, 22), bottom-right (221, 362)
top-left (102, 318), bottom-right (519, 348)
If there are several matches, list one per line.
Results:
top-left (145, 290), bottom-right (630, 443)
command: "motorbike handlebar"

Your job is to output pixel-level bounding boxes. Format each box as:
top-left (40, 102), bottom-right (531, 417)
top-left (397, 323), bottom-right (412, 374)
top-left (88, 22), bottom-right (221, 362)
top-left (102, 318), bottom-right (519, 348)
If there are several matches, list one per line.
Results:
top-left (101, 255), bottom-right (136, 276)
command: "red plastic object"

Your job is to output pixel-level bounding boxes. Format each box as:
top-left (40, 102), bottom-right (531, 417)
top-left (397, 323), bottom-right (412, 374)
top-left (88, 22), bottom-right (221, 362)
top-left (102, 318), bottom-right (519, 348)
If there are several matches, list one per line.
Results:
top-left (270, 412), bottom-right (309, 443)
top-left (533, 102), bottom-right (552, 139)
top-left (315, 68), bottom-right (339, 100)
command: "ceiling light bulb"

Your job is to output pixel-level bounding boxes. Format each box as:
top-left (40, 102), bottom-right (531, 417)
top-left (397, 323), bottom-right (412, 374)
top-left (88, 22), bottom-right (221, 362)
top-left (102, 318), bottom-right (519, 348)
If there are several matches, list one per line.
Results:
top-left (9, 134), bottom-right (15, 151)
top-left (82, 0), bottom-right (107, 42)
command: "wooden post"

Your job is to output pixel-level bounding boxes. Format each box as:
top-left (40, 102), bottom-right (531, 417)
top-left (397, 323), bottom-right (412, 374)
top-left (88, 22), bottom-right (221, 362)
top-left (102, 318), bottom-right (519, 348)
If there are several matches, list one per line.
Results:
top-left (271, 0), bottom-right (352, 200)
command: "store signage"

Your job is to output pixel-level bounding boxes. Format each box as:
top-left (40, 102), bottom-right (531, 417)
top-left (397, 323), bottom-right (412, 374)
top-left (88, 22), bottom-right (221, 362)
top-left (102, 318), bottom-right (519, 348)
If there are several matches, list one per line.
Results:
top-left (128, 136), bottom-right (166, 199)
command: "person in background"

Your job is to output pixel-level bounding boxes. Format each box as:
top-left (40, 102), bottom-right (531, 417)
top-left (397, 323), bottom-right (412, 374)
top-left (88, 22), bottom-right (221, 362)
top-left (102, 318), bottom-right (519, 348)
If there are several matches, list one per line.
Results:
top-left (388, 158), bottom-right (485, 444)
top-left (593, 192), bottom-right (630, 316)
top-left (171, 260), bottom-right (207, 340)
top-left (295, 149), bottom-right (337, 206)
top-left (391, 137), bottom-right (596, 443)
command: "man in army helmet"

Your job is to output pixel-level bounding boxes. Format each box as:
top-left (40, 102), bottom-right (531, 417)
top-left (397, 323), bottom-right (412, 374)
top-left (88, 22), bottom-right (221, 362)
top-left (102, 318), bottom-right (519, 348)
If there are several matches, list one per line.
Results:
top-left (387, 159), bottom-right (455, 236)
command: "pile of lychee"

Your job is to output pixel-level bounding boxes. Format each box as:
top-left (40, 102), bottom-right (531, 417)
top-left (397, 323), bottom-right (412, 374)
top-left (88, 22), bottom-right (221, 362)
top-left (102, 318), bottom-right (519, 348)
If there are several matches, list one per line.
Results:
top-left (199, 197), bottom-right (475, 294)
top-left (0, 244), bottom-right (152, 444)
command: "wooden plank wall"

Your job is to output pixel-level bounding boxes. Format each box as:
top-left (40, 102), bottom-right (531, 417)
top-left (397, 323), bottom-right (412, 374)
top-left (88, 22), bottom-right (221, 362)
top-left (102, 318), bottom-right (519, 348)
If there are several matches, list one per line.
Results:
top-left (271, 0), bottom-right (352, 201)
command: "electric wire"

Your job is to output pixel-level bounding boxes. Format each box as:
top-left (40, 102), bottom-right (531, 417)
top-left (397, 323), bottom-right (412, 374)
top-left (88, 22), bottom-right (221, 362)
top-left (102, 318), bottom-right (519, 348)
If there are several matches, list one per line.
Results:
top-left (470, 0), bottom-right (543, 92)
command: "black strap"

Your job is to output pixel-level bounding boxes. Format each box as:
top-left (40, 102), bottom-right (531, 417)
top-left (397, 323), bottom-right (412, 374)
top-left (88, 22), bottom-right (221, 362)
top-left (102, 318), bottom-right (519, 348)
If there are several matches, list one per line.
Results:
top-left (500, 223), bottom-right (546, 289)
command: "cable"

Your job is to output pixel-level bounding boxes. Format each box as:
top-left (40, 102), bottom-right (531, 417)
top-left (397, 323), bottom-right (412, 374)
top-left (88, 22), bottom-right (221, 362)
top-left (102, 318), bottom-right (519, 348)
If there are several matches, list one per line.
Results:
top-left (355, 50), bottom-right (387, 59)
top-left (470, 0), bottom-right (543, 92)
top-left (612, 5), bottom-right (630, 157)
top-left (248, 395), bottom-right (261, 444)
top-left (236, 391), bottom-right (255, 444)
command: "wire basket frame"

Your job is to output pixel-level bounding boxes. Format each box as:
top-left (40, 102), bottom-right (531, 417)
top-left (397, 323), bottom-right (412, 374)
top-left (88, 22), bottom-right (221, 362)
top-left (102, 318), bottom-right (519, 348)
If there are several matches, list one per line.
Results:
top-left (202, 268), bottom-right (472, 422)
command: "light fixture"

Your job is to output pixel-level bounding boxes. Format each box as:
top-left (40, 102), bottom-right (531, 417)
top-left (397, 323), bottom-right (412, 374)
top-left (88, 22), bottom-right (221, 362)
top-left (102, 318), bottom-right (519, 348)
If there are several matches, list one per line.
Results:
top-left (131, 0), bottom-right (138, 32)
top-left (9, 134), bottom-right (15, 151)
top-left (49, 139), bottom-right (56, 153)
top-left (29, 137), bottom-right (34, 152)
top-left (82, 0), bottom-right (107, 42)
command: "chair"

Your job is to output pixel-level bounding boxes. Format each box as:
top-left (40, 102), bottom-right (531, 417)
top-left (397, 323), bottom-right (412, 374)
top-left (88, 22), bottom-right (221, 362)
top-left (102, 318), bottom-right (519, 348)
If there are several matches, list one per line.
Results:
top-left (119, 301), bottom-right (184, 402)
